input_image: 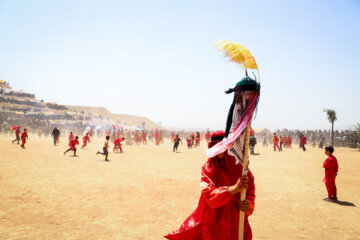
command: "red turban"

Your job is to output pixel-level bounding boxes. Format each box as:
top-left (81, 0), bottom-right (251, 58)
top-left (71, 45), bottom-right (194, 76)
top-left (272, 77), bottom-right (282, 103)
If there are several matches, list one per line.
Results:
top-left (208, 130), bottom-right (225, 148)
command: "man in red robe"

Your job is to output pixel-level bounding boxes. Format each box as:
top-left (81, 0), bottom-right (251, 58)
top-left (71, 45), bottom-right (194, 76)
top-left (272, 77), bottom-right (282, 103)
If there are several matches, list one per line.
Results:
top-left (64, 136), bottom-right (79, 156)
top-left (323, 146), bottom-right (338, 202)
top-left (142, 131), bottom-right (147, 144)
top-left (205, 130), bottom-right (211, 144)
top-left (273, 133), bottom-right (280, 151)
top-left (82, 133), bottom-right (90, 149)
top-left (20, 128), bottom-right (28, 149)
top-left (113, 137), bottom-right (125, 152)
top-left (287, 135), bottom-right (292, 148)
top-left (301, 135), bottom-right (307, 151)
top-left (68, 132), bottom-right (75, 144)
top-left (155, 130), bottom-right (159, 146)
top-left (165, 131), bottom-right (255, 240)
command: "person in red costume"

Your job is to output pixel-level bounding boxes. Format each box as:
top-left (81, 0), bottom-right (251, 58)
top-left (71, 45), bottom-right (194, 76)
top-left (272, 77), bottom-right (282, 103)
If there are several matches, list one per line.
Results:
top-left (323, 146), bottom-right (339, 202)
top-left (273, 133), bottom-right (280, 151)
top-left (282, 135), bottom-right (287, 148)
top-left (165, 130), bottom-right (255, 240)
top-left (82, 133), bottom-right (90, 149)
top-left (287, 135), bottom-right (292, 148)
top-left (68, 132), bottom-right (75, 144)
top-left (155, 130), bottom-right (160, 146)
top-left (64, 136), bottom-right (79, 156)
top-left (142, 131), bottom-right (147, 144)
top-left (205, 130), bottom-right (211, 144)
top-left (20, 128), bottom-right (28, 149)
top-left (113, 137), bottom-right (125, 152)
top-left (300, 135), bottom-right (307, 151)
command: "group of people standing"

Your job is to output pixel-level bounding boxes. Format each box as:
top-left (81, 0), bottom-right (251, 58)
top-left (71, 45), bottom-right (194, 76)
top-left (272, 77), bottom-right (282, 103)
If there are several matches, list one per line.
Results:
top-left (11, 126), bottom-right (28, 149)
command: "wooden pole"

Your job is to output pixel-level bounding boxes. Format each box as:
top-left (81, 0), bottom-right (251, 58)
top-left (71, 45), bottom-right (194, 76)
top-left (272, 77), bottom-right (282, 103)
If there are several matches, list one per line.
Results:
top-left (238, 123), bottom-right (251, 240)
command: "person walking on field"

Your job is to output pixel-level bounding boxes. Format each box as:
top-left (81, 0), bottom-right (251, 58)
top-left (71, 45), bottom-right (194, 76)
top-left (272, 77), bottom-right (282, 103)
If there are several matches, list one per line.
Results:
top-left (20, 128), bottom-right (28, 149)
top-left (51, 127), bottom-right (60, 146)
top-left (173, 134), bottom-right (182, 152)
top-left (64, 136), bottom-right (79, 157)
top-left (287, 135), bottom-right (292, 148)
top-left (273, 133), bottom-right (280, 151)
top-left (97, 136), bottom-right (110, 161)
top-left (11, 126), bottom-right (21, 144)
top-left (301, 134), bottom-right (307, 151)
top-left (68, 132), bottom-right (75, 144)
top-left (323, 146), bottom-right (338, 202)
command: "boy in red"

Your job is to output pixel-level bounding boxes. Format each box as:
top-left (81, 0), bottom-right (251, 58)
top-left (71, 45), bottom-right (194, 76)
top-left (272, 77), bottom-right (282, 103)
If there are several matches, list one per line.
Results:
top-left (287, 135), bottom-right (292, 148)
top-left (273, 133), bottom-right (280, 151)
top-left (64, 136), bottom-right (79, 156)
top-left (165, 131), bottom-right (255, 240)
top-left (68, 132), bottom-right (75, 144)
top-left (20, 128), bottom-right (28, 149)
top-left (142, 131), bottom-right (147, 144)
top-left (301, 135), bottom-right (307, 151)
top-left (12, 126), bottom-right (21, 144)
top-left (82, 133), bottom-right (90, 149)
top-left (323, 146), bottom-right (339, 202)
top-left (113, 137), bottom-right (125, 152)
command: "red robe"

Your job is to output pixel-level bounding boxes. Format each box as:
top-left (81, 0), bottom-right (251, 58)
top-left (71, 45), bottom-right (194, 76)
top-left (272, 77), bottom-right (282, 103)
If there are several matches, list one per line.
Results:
top-left (68, 134), bottom-right (75, 144)
top-left (205, 132), bottom-right (211, 143)
top-left (273, 135), bottom-right (280, 151)
top-left (69, 139), bottom-right (79, 151)
top-left (165, 152), bottom-right (255, 240)
top-left (113, 138), bottom-right (125, 151)
top-left (142, 132), bottom-right (147, 144)
top-left (323, 155), bottom-right (338, 198)
top-left (82, 135), bottom-right (90, 148)
top-left (287, 136), bottom-right (292, 147)
top-left (301, 136), bottom-right (307, 146)
top-left (21, 132), bottom-right (28, 147)
top-left (15, 128), bottom-right (21, 138)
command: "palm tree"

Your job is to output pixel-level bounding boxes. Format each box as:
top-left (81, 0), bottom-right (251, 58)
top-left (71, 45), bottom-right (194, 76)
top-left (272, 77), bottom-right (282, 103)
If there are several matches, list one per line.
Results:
top-left (324, 109), bottom-right (337, 146)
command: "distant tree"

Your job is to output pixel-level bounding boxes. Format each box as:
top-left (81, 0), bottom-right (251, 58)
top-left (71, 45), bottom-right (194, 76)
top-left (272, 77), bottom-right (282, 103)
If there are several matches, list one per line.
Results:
top-left (355, 123), bottom-right (360, 151)
top-left (324, 109), bottom-right (337, 146)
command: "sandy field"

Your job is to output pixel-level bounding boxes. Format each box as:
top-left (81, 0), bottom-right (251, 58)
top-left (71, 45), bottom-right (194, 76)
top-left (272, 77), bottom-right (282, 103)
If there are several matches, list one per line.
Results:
top-left (0, 135), bottom-right (359, 240)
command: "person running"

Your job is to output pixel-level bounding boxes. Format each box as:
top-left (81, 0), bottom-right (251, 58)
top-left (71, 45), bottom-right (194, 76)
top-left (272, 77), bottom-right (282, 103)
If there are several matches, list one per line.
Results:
top-left (81, 133), bottom-right (90, 149)
top-left (173, 134), bottom-right (182, 152)
top-left (113, 137), bottom-right (125, 152)
top-left (97, 136), bottom-right (110, 161)
top-left (279, 135), bottom-right (283, 151)
top-left (323, 146), bottom-right (339, 202)
top-left (20, 128), bottom-right (28, 149)
top-left (11, 126), bottom-right (21, 144)
top-left (64, 136), bottom-right (79, 156)
top-left (51, 127), bottom-right (60, 146)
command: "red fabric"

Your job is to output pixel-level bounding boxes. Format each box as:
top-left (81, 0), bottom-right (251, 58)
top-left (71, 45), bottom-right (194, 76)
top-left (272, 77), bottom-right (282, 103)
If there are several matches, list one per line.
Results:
top-left (69, 139), bottom-right (79, 151)
top-left (21, 132), bottom-right (28, 146)
top-left (249, 129), bottom-right (255, 137)
top-left (82, 135), bottom-right (90, 148)
top-left (323, 155), bottom-right (338, 198)
top-left (273, 135), bottom-right (280, 151)
top-left (301, 136), bottom-right (307, 145)
top-left (205, 132), bottom-right (211, 143)
top-left (165, 152), bottom-right (255, 240)
top-left (69, 134), bottom-right (75, 143)
top-left (113, 138), bottom-right (124, 151)
top-left (287, 136), bottom-right (292, 147)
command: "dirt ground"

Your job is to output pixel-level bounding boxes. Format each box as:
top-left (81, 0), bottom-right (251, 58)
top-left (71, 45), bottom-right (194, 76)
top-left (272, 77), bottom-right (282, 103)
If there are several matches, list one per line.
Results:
top-left (0, 135), bottom-right (359, 240)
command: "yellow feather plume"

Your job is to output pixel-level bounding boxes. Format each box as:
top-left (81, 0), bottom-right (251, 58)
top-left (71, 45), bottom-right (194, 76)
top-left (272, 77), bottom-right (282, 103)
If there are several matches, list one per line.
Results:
top-left (215, 40), bottom-right (258, 70)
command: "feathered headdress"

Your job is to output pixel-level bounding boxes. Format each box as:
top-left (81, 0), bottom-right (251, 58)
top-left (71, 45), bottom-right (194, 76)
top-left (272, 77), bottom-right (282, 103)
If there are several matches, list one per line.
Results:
top-left (215, 40), bottom-right (258, 76)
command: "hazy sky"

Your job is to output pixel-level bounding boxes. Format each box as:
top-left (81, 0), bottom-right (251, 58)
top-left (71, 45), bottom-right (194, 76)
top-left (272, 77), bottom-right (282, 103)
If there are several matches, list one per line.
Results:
top-left (0, 0), bottom-right (359, 131)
